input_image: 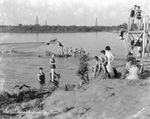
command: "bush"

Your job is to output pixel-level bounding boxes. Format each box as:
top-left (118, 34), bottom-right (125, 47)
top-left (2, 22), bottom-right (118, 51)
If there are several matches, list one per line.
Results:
top-left (77, 54), bottom-right (90, 84)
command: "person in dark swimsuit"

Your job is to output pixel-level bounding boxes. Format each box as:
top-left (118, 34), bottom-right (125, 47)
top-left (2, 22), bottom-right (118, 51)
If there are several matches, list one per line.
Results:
top-left (119, 27), bottom-right (125, 40)
top-left (136, 6), bottom-right (144, 30)
top-left (129, 5), bottom-right (137, 30)
top-left (38, 68), bottom-right (45, 85)
top-left (49, 54), bottom-right (56, 82)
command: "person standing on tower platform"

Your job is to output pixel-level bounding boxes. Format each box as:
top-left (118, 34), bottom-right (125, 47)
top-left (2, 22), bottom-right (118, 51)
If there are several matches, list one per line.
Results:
top-left (136, 6), bottom-right (145, 30)
top-left (129, 5), bottom-right (137, 30)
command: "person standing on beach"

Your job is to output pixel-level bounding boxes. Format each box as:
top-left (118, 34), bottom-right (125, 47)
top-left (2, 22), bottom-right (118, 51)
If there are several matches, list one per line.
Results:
top-left (38, 68), bottom-right (45, 85)
top-left (129, 5), bottom-right (137, 30)
top-left (99, 50), bottom-right (108, 75)
top-left (105, 46), bottom-right (115, 77)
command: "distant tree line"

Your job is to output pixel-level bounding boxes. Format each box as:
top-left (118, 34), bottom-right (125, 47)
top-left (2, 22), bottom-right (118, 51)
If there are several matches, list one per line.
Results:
top-left (0, 23), bottom-right (128, 33)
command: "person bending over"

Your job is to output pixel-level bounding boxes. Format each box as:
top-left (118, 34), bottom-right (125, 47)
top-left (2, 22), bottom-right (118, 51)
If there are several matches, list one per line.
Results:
top-left (93, 56), bottom-right (101, 78)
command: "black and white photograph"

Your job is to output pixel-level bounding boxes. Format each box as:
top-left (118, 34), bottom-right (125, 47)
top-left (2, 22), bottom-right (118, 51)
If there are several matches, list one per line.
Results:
top-left (0, 0), bottom-right (150, 118)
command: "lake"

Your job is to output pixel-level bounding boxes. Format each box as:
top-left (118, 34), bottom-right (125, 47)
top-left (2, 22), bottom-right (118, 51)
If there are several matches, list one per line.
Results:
top-left (0, 32), bottom-right (127, 91)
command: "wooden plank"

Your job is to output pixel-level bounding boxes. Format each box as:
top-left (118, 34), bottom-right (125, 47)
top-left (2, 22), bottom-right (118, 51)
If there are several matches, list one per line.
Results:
top-left (128, 31), bottom-right (144, 34)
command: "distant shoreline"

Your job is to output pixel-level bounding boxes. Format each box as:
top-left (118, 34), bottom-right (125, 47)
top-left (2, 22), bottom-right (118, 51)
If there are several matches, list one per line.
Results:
top-left (0, 23), bottom-right (127, 33)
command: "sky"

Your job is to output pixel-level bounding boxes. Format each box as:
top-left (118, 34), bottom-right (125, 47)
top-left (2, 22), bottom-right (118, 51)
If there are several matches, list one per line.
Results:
top-left (0, 0), bottom-right (150, 26)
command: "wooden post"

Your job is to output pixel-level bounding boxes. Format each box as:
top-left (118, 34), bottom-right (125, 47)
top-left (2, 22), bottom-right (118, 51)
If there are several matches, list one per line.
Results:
top-left (127, 17), bottom-right (131, 54)
top-left (142, 16), bottom-right (146, 57)
top-left (148, 16), bottom-right (150, 31)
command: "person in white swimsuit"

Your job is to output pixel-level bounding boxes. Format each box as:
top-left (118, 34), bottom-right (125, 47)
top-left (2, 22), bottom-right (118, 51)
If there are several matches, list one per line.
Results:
top-left (105, 46), bottom-right (114, 77)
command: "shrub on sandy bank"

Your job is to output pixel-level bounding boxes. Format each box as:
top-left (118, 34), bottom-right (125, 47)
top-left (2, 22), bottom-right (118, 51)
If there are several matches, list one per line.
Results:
top-left (77, 54), bottom-right (90, 84)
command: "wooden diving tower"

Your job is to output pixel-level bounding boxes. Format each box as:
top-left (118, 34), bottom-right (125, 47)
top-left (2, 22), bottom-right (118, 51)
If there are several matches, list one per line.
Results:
top-left (127, 15), bottom-right (150, 58)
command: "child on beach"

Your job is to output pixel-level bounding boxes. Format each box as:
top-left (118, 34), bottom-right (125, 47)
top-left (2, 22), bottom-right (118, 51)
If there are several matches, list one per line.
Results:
top-left (38, 68), bottom-right (45, 85)
top-left (99, 50), bottom-right (108, 75)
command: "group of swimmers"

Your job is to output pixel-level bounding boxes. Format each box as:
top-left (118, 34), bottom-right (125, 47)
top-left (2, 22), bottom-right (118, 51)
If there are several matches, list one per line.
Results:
top-left (121, 52), bottom-right (143, 80)
top-left (92, 46), bottom-right (115, 79)
top-left (38, 54), bottom-right (60, 87)
top-left (92, 46), bottom-right (144, 80)
top-left (129, 5), bottom-right (145, 30)
top-left (56, 41), bottom-right (86, 56)
top-left (0, 48), bottom-right (16, 54)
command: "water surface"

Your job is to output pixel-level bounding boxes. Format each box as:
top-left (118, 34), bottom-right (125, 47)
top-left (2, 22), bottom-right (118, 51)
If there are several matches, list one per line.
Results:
top-left (0, 32), bottom-right (127, 91)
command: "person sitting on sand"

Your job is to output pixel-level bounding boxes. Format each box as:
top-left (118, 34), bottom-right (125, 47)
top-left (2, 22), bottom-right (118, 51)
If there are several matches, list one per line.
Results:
top-left (126, 58), bottom-right (143, 80)
top-left (38, 68), bottom-right (45, 86)
top-left (105, 46), bottom-right (115, 77)
top-left (121, 56), bottom-right (133, 79)
top-left (92, 56), bottom-right (101, 78)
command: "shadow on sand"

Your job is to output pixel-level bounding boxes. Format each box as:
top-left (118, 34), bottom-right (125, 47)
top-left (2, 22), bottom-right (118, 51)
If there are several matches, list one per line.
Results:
top-left (141, 70), bottom-right (150, 80)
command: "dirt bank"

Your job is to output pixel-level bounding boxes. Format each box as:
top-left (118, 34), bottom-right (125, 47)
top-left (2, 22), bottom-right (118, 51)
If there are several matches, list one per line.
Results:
top-left (15, 78), bottom-right (150, 119)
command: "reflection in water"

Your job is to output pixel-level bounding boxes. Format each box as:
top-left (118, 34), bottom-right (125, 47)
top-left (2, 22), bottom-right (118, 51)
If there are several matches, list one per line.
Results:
top-left (36, 33), bottom-right (39, 42)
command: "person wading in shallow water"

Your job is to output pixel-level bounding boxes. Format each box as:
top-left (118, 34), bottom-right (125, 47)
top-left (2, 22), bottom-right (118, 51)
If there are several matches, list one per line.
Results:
top-left (49, 54), bottom-right (56, 82)
top-left (49, 54), bottom-right (60, 86)
top-left (38, 67), bottom-right (45, 86)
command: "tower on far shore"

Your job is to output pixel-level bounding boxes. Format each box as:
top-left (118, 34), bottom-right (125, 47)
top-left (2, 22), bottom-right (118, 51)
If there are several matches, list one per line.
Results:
top-left (35, 15), bottom-right (39, 26)
top-left (95, 17), bottom-right (98, 26)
